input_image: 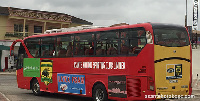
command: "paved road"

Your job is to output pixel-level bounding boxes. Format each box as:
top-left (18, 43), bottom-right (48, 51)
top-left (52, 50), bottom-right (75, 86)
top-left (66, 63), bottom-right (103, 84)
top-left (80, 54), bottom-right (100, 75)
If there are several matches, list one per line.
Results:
top-left (192, 47), bottom-right (200, 79)
top-left (1, 75), bottom-right (200, 101)
top-left (0, 75), bottom-right (93, 101)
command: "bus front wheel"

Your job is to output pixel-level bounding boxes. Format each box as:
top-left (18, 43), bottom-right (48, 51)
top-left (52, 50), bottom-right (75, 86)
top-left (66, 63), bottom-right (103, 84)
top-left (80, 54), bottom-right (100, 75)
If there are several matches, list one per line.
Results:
top-left (31, 79), bottom-right (42, 96)
top-left (92, 84), bottom-right (108, 101)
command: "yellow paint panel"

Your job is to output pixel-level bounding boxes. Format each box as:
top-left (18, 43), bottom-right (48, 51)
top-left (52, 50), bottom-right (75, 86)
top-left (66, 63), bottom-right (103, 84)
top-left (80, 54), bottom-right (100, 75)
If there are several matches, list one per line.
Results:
top-left (154, 45), bottom-right (190, 61)
top-left (154, 45), bottom-right (191, 95)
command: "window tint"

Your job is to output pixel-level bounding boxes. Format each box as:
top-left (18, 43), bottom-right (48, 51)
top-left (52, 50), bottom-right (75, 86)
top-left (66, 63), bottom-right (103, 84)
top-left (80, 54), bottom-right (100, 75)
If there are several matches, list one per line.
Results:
top-left (74, 33), bottom-right (95, 56)
top-left (25, 38), bottom-right (40, 57)
top-left (96, 30), bottom-right (119, 55)
top-left (24, 27), bottom-right (146, 58)
top-left (57, 35), bottom-right (73, 57)
top-left (154, 28), bottom-right (189, 47)
top-left (120, 28), bottom-right (146, 55)
top-left (41, 37), bottom-right (56, 57)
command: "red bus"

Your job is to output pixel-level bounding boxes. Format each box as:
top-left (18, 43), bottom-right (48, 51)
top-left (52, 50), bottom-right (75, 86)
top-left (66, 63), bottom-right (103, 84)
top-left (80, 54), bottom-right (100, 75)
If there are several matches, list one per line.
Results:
top-left (10, 23), bottom-right (192, 101)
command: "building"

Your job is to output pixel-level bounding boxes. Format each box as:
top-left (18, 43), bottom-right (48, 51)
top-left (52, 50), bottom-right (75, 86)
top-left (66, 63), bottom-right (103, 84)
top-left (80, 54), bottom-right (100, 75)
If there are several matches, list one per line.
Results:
top-left (192, 30), bottom-right (200, 45)
top-left (0, 6), bottom-right (92, 71)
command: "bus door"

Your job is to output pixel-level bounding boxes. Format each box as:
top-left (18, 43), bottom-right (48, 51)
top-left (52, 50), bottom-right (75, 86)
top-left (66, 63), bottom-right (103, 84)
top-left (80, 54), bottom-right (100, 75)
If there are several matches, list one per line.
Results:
top-left (10, 40), bottom-right (28, 88)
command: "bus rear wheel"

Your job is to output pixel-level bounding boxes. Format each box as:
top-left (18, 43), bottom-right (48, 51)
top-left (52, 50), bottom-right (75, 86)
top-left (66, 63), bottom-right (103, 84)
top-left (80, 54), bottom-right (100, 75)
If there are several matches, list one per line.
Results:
top-left (92, 84), bottom-right (108, 101)
top-left (31, 79), bottom-right (42, 96)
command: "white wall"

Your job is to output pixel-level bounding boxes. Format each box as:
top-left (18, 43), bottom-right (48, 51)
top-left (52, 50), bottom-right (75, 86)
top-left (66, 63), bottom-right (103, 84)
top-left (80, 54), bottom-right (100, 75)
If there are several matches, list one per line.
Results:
top-left (0, 41), bottom-right (20, 46)
top-left (0, 41), bottom-right (20, 70)
top-left (1, 50), bottom-right (10, 69)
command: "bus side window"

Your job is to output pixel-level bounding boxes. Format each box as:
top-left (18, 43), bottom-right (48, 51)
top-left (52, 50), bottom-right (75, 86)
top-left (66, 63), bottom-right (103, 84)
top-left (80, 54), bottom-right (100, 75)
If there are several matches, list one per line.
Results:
top-left (74, 33), bottom-right (94, 56)
top-left (66, 42), bottom-right (73, 57)
top-left (57, 35), bottom-right (73, 57)
top-left (121, 39), bottom-right (129, 55)
top-left (96, 39), bottom-right (106, 56)
top-left (41, 37), bottom-right (56, 57)
top-left (57, 48), bottom-right (67, 57)
top-left (25, 38), bottom-right (40, 57)
top-left (96, 30), bottom-right (119, 56)
top-left (120, 28), bottom-right (146, 55)
top-left (107, 44), bottom-right (117, 55)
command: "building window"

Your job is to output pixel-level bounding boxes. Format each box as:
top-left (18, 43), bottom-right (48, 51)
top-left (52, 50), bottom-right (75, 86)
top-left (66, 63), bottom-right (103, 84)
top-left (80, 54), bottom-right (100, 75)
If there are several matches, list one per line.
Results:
top-left (14, 24), bottom-right (28, 37)
top-left (14, 24), bottom-right (28, 32)
top-left (34, 26), bottom-right (43, 33)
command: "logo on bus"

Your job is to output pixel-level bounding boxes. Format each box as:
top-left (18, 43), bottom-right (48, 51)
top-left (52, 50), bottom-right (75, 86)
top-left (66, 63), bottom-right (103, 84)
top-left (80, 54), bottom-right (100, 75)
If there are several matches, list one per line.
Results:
top-left (167, 68), bottom-right (174, 73)
top-left (166, 64), bottom-right (182, 80)
top-left (41, 60), bottom-right (53, 86)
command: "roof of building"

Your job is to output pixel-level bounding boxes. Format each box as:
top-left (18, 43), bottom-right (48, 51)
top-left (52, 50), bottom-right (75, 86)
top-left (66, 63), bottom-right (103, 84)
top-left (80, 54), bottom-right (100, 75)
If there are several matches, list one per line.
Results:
top-left (0, 7), bottom-right (9, 15)
top-left (0, 6), bottom-right (93, 25)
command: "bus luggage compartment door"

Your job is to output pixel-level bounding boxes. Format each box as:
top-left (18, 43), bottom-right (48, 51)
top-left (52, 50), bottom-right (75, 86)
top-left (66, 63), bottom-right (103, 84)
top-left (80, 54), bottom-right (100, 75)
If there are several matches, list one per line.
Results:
top-left (155, 60), bottom-right (190, 96)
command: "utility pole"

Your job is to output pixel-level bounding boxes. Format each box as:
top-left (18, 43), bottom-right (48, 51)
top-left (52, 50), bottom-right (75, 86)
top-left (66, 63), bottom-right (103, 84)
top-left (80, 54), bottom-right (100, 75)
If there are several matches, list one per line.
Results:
top-left (185, 0), bottom-right (187, 27)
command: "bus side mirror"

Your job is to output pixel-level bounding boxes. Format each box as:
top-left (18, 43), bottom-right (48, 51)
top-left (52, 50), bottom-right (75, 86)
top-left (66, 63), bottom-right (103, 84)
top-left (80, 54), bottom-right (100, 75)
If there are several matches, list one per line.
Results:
top-left (10, 50), bottom-right (14, 56)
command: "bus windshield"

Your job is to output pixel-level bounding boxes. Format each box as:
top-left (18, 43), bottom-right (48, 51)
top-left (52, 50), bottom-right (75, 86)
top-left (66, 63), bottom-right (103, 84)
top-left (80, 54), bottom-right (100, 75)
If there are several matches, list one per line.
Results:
top-left (154, 28), bottom-right (189, 47)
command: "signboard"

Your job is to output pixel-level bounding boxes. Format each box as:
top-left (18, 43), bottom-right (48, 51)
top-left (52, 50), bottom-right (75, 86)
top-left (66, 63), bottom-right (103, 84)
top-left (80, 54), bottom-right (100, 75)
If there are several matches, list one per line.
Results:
top-left (166, 64), bottom-right (182, 80)
top-left (57, 74), bottom-right (86, 95)
top-left (193, 0), bottom-right (199, 30)
top-left (23, 58), bottom-right (40, 77)
top-left (108, 76), bottom-right (127, 98)
top-left (41, 60), bottom-right (53, 86)
top-left (8, 8), bottom-right (72, 22)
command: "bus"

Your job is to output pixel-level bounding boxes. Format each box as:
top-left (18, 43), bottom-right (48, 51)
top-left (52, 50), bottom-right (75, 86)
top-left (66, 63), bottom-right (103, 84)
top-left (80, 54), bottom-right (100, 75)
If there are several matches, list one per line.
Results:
top-left (10, 23), bottom-right (192, 101)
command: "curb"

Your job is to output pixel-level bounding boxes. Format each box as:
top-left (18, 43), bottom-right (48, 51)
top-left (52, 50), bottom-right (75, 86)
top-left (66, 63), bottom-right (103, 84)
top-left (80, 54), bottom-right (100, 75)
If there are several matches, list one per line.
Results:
top-left (0, 72), bottom-right (16, 75)
top-left (0, 92), bottom-right (10, 101)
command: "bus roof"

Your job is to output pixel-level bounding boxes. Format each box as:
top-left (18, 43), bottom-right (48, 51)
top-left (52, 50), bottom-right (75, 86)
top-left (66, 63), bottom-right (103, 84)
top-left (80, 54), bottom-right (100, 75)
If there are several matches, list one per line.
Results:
top-left (151, 23), bottom-right (185, 29)
top-left (24, 23), bottom-right (185, 40)
top-left (25, 23), bottom-right (152, 40)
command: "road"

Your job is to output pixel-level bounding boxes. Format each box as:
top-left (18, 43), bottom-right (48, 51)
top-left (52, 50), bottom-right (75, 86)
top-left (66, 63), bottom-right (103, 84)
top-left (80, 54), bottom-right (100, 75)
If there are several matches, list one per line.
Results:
top-left (0, 75), bottom-right (93, 101)
top-left (1, 75), bottom-right (200, 101)
top-left (192, 47), bottom-right (200, 79)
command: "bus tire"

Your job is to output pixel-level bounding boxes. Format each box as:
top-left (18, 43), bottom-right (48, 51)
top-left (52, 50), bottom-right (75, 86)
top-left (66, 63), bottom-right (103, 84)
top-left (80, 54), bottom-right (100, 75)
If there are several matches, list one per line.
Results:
top-left (92, 84), bottom-right (108, 101)
top-left (31, 79), bottom-right (42, 96)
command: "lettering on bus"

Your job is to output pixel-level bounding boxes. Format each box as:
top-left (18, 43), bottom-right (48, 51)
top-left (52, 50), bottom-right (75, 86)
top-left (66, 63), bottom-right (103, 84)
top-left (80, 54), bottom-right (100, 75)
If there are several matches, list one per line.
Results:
top-left (74, 62), bottom-right (125, 69)
top-left (57, 74), bottom-right (86, 95)
top-left (24, 66), bottom-right (40, 71)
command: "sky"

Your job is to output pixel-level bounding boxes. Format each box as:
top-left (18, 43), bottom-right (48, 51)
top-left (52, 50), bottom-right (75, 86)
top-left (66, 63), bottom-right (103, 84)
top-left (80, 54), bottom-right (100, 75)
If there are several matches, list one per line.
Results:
top-left (0, 0), bottom-right (196, 27)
